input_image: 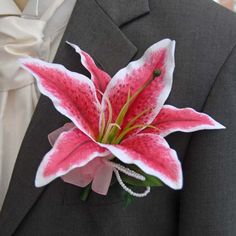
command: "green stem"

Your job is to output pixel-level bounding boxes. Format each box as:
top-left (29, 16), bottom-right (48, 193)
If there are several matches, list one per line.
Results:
top-left (80, 184), bottom-right (92, 202)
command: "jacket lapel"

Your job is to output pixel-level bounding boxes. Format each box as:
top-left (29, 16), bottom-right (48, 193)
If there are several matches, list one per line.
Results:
top-left (0, 0), bottom-right (149, 235)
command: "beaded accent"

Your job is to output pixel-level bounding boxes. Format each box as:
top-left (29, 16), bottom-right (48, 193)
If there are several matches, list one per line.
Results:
top-left (104, 160), bottom-right (151, 197)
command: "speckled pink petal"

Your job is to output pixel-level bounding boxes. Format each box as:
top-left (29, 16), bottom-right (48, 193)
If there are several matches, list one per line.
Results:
top-left (102, 39), bottom-right (175, 133)
top-left (35, 127), bottom-right (110, 187)
top-left (67, 42), bottom-right (111, 100)
top-left (20, 58), bottom-right (100, 139)
top-left (100, 133), bottom-right (182, 190)
top-left (47, 123), bottom-right (113, 194)
top-left (143, 105), bottom-right (225, 137)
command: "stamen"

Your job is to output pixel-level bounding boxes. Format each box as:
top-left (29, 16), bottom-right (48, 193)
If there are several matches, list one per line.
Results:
top-left (99, 68), bottom-right (161, 143)
top-left (113, 124), bottom-right (159, 144)
top-left (109, 123), bottom-right (121, 130)
top-left (100, 94), bottom-right (113, 143)
top-left (112, 124), bottom-right (147, 144)
top-left (101, 123), bottom-right (114, 143)
top-left (107, 89), bottom-right (132, 142)
top-left (124, 108), bottom-right (152, 130)
top-left (98, 111), bottom-right (106, 141)
top-left (102, 122), bottom-right (123, 143)
top-left (146, 125), bottom-right (159, 130)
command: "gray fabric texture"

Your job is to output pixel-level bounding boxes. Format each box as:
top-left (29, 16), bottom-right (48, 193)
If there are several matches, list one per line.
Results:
top-left (0, 0), bottom-right (236, 235)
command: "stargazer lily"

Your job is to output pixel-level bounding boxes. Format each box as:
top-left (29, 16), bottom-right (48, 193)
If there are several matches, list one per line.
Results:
top-left (20, 39), bottom-right (225, 197)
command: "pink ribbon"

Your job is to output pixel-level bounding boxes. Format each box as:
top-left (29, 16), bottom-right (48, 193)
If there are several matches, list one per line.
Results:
top-left (48, 123), bottom-right (114, 195)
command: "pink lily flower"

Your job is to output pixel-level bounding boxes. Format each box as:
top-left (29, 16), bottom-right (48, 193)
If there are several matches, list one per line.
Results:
top-left (20, 39), bottom-right (225, 196)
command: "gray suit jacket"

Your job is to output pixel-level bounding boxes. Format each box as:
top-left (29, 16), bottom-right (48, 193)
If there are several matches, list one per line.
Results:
top-left (0, 0), bottom-right (236, 235)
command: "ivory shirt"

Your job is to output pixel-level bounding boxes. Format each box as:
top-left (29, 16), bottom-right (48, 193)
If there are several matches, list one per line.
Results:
top-left (0, 0), bottom-right (76, 210)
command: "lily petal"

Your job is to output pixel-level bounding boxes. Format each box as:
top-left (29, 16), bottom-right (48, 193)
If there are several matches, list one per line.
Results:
top-left (35, 127), bottom-right (109, 187)
top-left (67, 42), bottom-right (111, 100)
top-left (102, 39), bottom-right (175, 132)
top-left (100, 133), bottom-right (183, 190)
top-left (48, 124), bottom-right (113, 194)
top-left (143, 105), bottom-right (226, 137)
top-left (20, 58), bottom-right (101, 139)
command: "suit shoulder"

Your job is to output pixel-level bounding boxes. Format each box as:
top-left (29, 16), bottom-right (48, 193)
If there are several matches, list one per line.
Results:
top-left (182, 0), bottom-right (236, 46)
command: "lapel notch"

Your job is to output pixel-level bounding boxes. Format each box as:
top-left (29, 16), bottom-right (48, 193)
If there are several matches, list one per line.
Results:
top-left (96, 0), bottom-right (150, 27)
top-left (60, 0), bottom-right (139, 75)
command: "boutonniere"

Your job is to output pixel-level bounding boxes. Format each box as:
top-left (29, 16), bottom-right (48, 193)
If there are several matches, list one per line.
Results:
top-left (20, 39), bottom-right (225, 206)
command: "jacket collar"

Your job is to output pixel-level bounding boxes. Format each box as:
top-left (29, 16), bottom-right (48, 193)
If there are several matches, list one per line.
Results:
top-left (60, 0), bottom-right (150, 75)
top-left (96, 0), bottom-right (150, 27)
top-left (0, 0), bottom-right (149, 235)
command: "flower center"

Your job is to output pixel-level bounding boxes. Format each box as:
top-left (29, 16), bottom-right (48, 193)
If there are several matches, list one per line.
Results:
top-left (98, 69), bottom-right (161, 144)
